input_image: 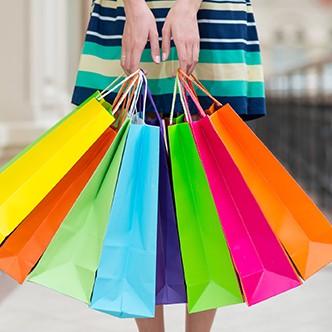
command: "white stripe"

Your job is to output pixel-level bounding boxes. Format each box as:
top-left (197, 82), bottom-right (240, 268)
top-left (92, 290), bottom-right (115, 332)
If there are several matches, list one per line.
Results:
top-left (86, 31), bottom-right (259, 45)
top-left (197, 19), bottom-right (256, 26)
top-left (200, 38), bottom-right (259, 45)
top-left (91, 12), bottom-right (125, 21)
top-left (86, 31), bottom-right (123, 39)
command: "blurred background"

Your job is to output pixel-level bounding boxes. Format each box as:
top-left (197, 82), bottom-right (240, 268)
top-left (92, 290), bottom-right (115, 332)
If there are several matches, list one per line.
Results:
top-left (0, 1), bottom-right (332, 332)
top-left (254, 0), bottom-right (332, 215)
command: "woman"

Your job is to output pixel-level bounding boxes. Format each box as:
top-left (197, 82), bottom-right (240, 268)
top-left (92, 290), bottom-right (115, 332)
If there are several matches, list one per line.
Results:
top-left (72, 1), bottom-right (266, 331)
top-left (72, 0), bottom-right (265, 121)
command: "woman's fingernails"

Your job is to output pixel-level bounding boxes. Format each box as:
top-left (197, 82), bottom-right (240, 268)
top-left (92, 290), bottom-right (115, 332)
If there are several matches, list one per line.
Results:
top-left (155, 55), bottom-right (160, 64)
top-left (172, 71), bottom-right (176, 77)
top-left (162, 53), bottom-right (167, 61)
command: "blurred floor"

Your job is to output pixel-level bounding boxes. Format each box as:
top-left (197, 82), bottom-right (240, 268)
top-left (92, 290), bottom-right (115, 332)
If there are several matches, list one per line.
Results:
top-left (0, 264), bottom-right (331, 332)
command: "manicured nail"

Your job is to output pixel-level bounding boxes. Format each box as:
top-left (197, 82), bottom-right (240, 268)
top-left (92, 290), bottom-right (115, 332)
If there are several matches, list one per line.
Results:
top-left (155, 55), bottom-right (160, 64)
top-left (172, 71), bottom-right (176, 77)
top-left (162, 53), bottom-right (167, 61)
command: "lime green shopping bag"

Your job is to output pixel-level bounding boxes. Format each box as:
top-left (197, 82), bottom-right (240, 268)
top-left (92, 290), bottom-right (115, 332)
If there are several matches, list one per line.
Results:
top-left (168, 121), bottom-right (244, 313)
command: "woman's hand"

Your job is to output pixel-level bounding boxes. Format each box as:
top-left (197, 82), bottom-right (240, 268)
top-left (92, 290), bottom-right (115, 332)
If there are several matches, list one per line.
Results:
top-left (122, 0), bottom-right (160, 75)
top-left (162, 0), bottom-right (202, 75)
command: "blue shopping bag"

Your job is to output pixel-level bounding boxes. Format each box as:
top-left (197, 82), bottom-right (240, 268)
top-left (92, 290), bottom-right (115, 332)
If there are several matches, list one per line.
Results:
top-left (90, 74), bottom-right (160, 318)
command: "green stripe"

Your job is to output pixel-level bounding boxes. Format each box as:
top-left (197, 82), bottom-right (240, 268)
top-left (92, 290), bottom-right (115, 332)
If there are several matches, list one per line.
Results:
top-left (76, 71), bottom-right (265, 98)
top-left (82, 42), bottom-right (262, 65)
top-left (198, 80), bottom-right (265, 98)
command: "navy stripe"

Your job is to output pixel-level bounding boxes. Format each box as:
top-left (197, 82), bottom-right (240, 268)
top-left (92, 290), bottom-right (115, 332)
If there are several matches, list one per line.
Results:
top-left (88, 15), bottom-right (258, 40)
top-left (198, 10), bottom-right (254, 22)
top-left (198, 25), bottom-right (259, 40)
top-left (199, 41), bottom-right (260, 52)
top-left (91, 4), bottom-right (118, 17)
top-left (71, 86), bottom-right (266, 120)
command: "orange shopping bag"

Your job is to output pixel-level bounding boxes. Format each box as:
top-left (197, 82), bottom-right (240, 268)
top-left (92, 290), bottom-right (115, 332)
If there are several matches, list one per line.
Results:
top-left (182, 72), bottom-right (332, 280)
top-left (0, 127), bottom-right (116, 284)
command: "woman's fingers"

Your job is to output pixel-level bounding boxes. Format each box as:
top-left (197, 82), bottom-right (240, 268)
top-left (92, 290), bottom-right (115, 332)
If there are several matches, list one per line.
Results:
top-left (121, 1), bottom-right (160, 75)
top-left (187, 42), bottom-right (199, 75)
top-left (162, 1), bottom-right (201, 75)
top-left (129, 41), bottom-right (145, 73)
top-left (176, 41), bottom-right (188, 74)
top-left (120, 43), bottom-right (131, 76)
top-left (161, 25), bottom-right (171, 61)
top-left (149, 29), bottom-right (161, 64)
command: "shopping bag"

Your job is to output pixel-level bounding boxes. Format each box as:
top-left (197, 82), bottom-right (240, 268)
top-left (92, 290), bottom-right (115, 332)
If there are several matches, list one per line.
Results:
top-left (185, 72), bottom-right (332, 280)
top-left (178, 74), bottom-right (301, 305)
top-left (144, 90), bottom-right (186, 305)
top-left (212, 106), bottom-right (332, 279)
top-left (0, 128), bottom-right (116, 284)
top-left (90, 76), bottom-right (160, 318)
top-left (27, 118), bottom-right (130, 303)
top-left (0, 92), bottom-right (115, 244)
top-left (167, 85), bottom-right (243, 313)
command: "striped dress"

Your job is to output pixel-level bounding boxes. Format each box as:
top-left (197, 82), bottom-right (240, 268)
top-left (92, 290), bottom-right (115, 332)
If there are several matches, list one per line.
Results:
top-left (72, 0), bottom-right (266, 120)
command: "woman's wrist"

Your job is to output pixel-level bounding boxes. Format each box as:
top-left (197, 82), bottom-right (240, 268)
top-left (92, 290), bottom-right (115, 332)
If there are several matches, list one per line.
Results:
top-left (175, 0), bottom-right (202, 13)
top-left (123, 0), bottom-right (147, 16)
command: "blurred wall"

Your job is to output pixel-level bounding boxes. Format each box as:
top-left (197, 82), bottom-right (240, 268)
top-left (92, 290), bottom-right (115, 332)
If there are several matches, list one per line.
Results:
top-left (0, 0), bottom-right (90, 160)
top-left (253, 0), bottom-right (332, 77)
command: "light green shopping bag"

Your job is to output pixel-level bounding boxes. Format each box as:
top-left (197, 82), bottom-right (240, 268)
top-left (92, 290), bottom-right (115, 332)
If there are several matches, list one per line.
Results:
top-left (168, 121), bottom-right (244, 313)
top-left (27, 119), bottom-right (130, 303)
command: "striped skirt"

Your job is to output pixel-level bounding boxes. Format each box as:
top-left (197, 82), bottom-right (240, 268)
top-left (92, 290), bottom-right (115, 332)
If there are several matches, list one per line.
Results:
top-left (72, 0), bottom-right (266, 120)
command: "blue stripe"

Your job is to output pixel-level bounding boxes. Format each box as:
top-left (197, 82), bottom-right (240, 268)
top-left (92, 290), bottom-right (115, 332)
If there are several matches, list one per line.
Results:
top-left (88, 16), bottom-right (259, 41)
top-left (198, 10), bottom-right (254, 22)
top-left (199, 41), bottom-right (260, 52)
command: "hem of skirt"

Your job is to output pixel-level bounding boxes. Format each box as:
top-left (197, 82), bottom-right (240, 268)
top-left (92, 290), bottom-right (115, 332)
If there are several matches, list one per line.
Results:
top-left (71, 87), bottom-right (267, 122)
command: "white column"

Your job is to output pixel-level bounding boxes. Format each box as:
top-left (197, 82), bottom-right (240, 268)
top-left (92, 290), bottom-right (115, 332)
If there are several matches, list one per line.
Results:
top-left (30, 0), bottom-right (73, 125)
top-left (0, 0), bottom-right (87, 160)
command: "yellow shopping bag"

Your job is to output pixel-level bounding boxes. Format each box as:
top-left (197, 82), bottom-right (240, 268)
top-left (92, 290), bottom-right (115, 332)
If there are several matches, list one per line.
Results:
top-left (0, 93), bottom-right (115, 244)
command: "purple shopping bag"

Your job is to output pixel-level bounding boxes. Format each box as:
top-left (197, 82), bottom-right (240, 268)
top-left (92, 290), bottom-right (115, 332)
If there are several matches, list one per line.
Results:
top-left (144, 90), bottom-right (187, 305)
